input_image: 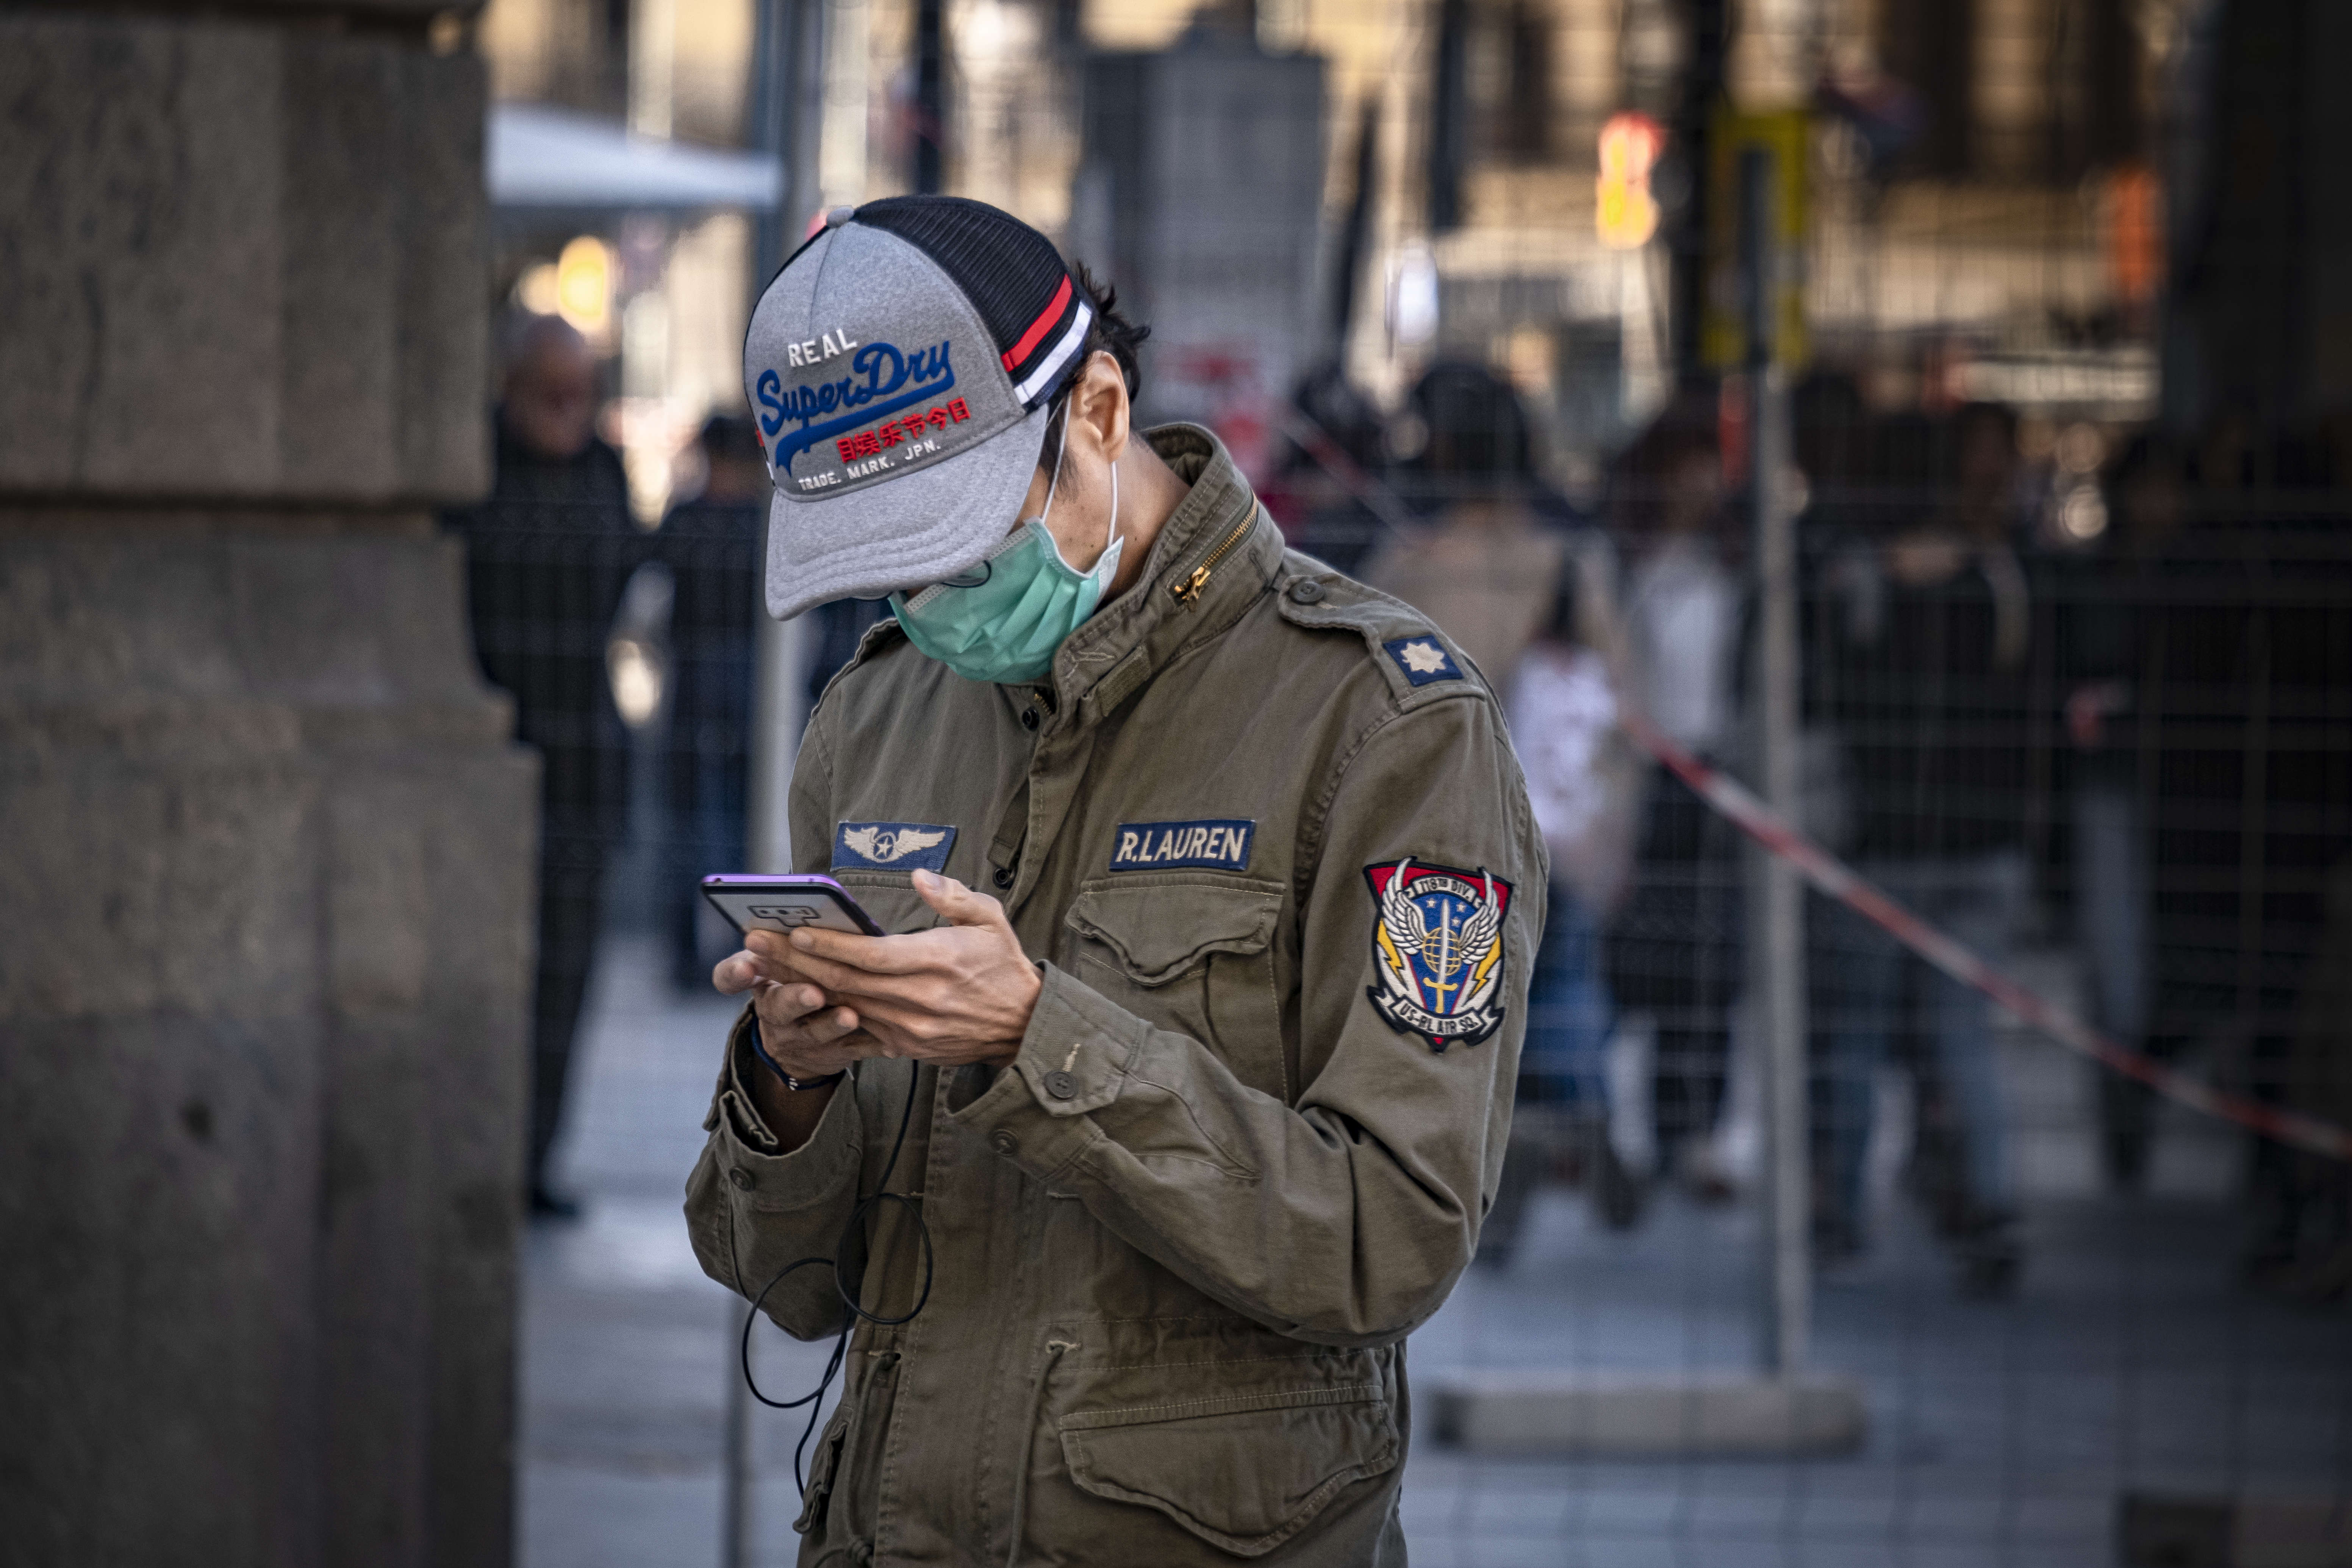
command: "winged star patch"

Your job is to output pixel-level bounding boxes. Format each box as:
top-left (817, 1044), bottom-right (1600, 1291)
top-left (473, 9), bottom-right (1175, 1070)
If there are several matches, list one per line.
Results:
top-left (1364, 858), bottom-right (1513, 1053)
top-left (833, 821), bottom-right (957, 872)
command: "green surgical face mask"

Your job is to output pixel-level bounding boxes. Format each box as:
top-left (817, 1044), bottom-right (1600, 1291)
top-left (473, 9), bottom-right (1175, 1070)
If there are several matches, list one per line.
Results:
top-left (891, 415), bottom-right (1122, 685)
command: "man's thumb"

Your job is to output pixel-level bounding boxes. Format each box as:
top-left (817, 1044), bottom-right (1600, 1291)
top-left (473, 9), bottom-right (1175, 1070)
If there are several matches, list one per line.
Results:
top-left (912, 868), bottom-right (999, 924)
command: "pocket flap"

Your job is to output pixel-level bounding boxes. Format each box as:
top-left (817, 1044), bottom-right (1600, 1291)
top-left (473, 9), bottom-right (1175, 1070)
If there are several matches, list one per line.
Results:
top-left (1058, 1385), bottom-right (1398, 1557)
top-left (791, 1404), bottom-right (849, 1535)
top-left (828, 869), bottom-right (943, 935)
top-left (1064, 875), bottom-right (1283, 985)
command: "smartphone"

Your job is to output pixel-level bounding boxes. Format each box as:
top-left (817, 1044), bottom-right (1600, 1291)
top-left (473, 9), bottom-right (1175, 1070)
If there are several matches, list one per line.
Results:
top-left (701, 874), bottom-right (887, 938)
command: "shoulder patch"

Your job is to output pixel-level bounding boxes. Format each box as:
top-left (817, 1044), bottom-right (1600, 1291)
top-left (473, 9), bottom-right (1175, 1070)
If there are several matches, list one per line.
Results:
top-left (834, 821), bottom-right (957, 871)
top-left (1364, 857), bottom-right (1514, 1053)
top-left (1109, 819), bottom-right (1254, 872)
top-left (1383, 636), bottom-right (1464, 686)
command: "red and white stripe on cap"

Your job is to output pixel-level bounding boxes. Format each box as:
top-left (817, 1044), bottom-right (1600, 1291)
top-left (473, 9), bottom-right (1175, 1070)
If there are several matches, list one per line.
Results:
top-left (1002, 274), bottom-right (1095, 407)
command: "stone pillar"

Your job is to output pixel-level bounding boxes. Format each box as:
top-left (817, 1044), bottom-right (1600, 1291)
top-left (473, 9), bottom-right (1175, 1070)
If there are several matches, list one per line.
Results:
top-left (0, 8), bottom-right (534, 1566)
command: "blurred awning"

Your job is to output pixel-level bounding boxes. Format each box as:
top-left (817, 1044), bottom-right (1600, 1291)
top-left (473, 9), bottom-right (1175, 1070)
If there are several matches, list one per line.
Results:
top-left (488, 103), bottom-right (780, 214)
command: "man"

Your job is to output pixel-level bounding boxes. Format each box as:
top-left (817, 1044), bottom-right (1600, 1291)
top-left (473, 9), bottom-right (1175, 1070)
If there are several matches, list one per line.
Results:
top-left (2054, 432), bottom-right (2176, 1190)
top-left (655, 415), bottom-right (771, 991)
top-left (684, 196), bottom-right (1542, 1563)
top-left (1362, 361), bottom-right (1577, 682)
top-left (445, 313), bottom-right (641, 1218)
top-left (1813, 401), bottom-right (2032, 1292)
top-left (1608, 406), bottom-right (1740, 1194)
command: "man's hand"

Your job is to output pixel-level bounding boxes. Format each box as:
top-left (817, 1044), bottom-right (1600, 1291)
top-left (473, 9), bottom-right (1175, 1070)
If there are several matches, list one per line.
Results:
top-left (755, 869), bottom-right (1042, 1069)
top-left (714, 944), bottom-right (884, 1082)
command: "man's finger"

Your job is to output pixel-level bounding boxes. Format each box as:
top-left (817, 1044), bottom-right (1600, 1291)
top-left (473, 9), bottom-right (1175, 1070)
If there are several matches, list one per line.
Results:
top-left (774, 942), bottom-right (924, 998)
top-left (912, 868), bottom-right (1009, 929)
top-left (738, 934), bottom-right (831, 987)
top-left (713, 951), bottom-right (762, 995)
top-left (789, 925), bottom-right (926, 976)
top-left (752, 982), bottom-right (831, 1027)
top-left (744, 929), bottom-right (824, 973)
top-left (797, 1004), bottom-right (866, 1045)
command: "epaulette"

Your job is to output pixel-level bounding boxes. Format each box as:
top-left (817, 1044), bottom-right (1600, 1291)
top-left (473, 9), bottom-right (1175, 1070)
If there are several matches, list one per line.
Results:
top-left (1270, 551), bottom-right (1492, 706)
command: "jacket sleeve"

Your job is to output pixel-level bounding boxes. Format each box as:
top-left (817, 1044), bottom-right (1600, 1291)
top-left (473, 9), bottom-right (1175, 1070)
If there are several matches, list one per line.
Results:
top-left (946, 690), bottom-right (1545, 1346)
top-left (681, 713), bottom-right (874, 1340)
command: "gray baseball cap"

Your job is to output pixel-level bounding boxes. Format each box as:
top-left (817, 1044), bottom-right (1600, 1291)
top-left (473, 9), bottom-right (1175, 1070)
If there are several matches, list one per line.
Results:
top-left (744, 197), bottom-right (1096, 621)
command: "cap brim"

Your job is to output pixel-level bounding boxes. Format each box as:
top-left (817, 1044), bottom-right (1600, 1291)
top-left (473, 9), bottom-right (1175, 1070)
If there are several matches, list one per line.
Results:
top-left (763, 399), bottom-right (1051, 622)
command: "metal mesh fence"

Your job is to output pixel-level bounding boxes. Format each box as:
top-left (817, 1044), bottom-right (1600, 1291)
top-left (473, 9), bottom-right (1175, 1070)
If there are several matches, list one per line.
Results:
top-left (1281, 399), bottom-right (2352, 1563)
top-left (478, 419), bottom-right (2352, 1564)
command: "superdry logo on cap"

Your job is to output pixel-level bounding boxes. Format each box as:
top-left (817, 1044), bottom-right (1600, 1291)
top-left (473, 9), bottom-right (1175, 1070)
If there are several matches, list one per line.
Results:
top-left (754, 338), bottom-right (968, 486)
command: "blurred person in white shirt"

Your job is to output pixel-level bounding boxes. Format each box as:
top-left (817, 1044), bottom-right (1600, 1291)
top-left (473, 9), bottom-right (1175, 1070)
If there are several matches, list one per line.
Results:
top-left (1604, 406), bottom-right (1747, 1190)
top-left (1483, 549), bottom-right (1650, 1254)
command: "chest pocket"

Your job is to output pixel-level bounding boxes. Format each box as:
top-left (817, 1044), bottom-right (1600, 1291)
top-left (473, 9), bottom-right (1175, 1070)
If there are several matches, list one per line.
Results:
top-left (830, 869), bottom-right (945, 936)
top-left (1064, 873), bottom-right (1290, 1102)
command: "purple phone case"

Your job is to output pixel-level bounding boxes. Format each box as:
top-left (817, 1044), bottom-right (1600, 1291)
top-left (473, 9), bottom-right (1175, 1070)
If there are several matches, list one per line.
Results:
top-left (700, 874), bottom-right (886, 937)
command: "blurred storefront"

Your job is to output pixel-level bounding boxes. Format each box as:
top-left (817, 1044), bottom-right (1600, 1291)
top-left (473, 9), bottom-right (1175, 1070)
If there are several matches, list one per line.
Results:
top-left (463, 0), bottom-right (2199, 499)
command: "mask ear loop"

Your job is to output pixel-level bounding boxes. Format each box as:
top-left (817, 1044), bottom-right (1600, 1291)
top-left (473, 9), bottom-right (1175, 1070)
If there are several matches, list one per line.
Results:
top-left (1103, 454), bottom-right (1120, 561)
top-left (1037, 400), bottom-right (1073, 527)
top-left (1039, 387), bottom-right (1120, 576)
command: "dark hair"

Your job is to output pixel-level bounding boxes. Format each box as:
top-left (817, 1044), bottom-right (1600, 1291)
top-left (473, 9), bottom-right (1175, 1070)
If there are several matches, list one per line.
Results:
top-left (698, 413), bottom-right (765, 465)
top-left (1536, 553), bottom-right (1583, 644)
top-left (1407, 361), bottom-right (1533, 479)
top-left (1038, 261), bottom-right (1151, 469)
top-left (1606, 393), bottom-right (1719, 532)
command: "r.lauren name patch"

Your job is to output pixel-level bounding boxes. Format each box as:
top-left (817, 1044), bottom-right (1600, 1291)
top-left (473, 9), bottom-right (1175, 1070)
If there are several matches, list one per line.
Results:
top-left (1109, 819), bottom-right (1255, 873)
top-left (833, 821), bottom-right (957, 872)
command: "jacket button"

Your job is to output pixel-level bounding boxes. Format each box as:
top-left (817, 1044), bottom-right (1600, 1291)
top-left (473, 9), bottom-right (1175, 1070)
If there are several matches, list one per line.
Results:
top-left (1288, 578), bottom-right (1326, 605)
top-left (990, 1129), bottom-right (1020, 1156)
top-left (1044, 1069), bottom-right (1078, 1100)
top-left (728, 1167), bottom-right (754, 1190)
top-left (1020, 707), bottom-right (1040, 730)
top-left (992, 866), bottom-right (1015, 889)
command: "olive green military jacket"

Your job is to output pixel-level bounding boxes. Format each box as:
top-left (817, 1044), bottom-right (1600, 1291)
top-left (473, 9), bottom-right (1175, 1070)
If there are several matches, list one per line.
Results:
top-left (685, 426), bottom-right (1544, 1565)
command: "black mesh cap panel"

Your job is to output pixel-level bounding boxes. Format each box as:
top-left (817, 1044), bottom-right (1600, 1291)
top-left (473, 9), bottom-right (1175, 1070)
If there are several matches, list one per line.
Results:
top-left (854, 195), bottom-right (1074, 367)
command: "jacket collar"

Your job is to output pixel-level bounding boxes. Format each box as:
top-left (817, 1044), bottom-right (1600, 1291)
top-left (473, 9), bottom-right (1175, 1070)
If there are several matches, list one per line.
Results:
top-left (1048, 423), bottom-right (1283, 729)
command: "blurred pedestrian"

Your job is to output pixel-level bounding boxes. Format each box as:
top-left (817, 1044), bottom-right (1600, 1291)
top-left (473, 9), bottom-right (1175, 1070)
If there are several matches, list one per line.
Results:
top-left (654, 415), bottom-right (769, 992)
top-left (1361, 362), bottom-right (1578, 682)
top-left (1261, 362), bottom-right (1393, 577)
top-left (2263, 858), bottom-right (2352, 1301)
top-left (1817, 400), bottom-right (2034, 1293)
top-left (444, 312), bottom-right (643, 1219)
top-left (1607, 402), bottom-right (1745, 1189)
top-left (1485, 549), bottom-right (1648, 1256)
top-left (2056, 433), bottom-right (2182, 1190)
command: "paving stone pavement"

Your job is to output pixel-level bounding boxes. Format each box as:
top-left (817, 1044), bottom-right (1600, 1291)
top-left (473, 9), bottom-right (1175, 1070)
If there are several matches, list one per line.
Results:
top-left (521, 935), bottom-right (2352, 1567)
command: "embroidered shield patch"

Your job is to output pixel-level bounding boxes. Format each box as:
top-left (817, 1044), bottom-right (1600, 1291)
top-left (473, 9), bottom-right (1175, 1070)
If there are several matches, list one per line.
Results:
top-left (1363, 857), bottom-right (1514, 1053)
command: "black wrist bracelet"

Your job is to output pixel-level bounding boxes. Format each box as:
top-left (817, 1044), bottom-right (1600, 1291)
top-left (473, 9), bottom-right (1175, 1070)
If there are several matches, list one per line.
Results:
top-left (748, 1026), bottom-right (847, 1093)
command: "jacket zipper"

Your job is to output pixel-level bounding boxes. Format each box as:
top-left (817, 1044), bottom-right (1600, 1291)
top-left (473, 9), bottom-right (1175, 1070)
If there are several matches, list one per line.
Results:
top-left (1170, 512), bottom-right (1255, 607)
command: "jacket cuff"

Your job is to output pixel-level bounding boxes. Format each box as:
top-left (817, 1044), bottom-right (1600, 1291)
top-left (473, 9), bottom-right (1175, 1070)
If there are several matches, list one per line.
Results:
top-left (946, 961), bottom-right (1147, 1180)
top-left (706, 1006), bottom-right (862, 1212)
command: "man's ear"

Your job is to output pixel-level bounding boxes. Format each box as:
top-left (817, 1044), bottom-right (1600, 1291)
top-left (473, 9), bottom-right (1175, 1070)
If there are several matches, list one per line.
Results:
top-left (1071, 351), bottom-right (1130, 464)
